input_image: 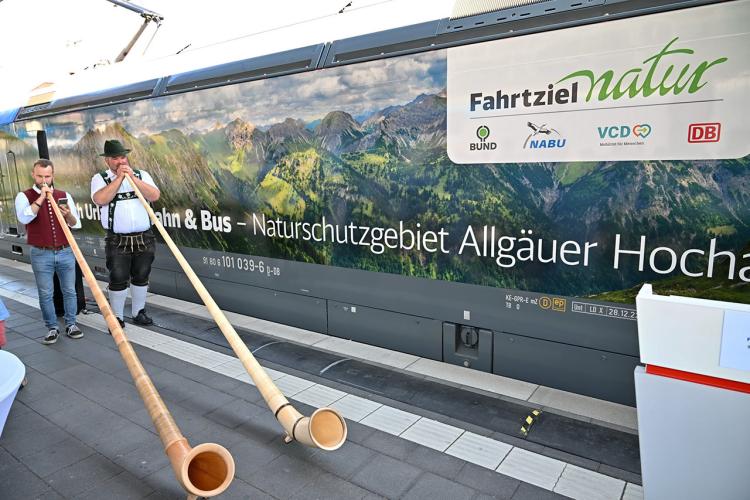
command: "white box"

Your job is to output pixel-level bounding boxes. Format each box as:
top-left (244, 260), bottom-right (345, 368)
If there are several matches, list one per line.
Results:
top-left (636, 284), bottom-right (750, 384)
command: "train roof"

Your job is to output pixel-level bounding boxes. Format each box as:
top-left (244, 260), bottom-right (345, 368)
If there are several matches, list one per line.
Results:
top-left (10, 0), bottom-right (709, 122)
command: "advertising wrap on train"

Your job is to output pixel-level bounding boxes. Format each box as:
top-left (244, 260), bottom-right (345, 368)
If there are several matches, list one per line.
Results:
top-left (1, 0), bottom-right (748, 310)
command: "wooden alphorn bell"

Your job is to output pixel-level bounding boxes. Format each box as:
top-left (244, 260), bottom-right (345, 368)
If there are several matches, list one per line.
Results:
top-left (124, 173), bottom-right (347, 450)
top-left (46, 191), bottom-right (235, 499)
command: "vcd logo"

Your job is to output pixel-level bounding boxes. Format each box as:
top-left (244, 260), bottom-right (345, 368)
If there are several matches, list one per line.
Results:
top-left (524, 122), bottom-right (566, 149)
top-left (597, 124), bottom-right (652, 139)
top-left (470, 125), bottom-right (497, 150)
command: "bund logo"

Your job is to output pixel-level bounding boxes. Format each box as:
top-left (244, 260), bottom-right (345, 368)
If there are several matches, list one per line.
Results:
top-left (477, 125), bottom-right (490, 141)
top-left (523, 122), bottom-right (566, 149)
top-left (470, 125), bottom-right (498, 150)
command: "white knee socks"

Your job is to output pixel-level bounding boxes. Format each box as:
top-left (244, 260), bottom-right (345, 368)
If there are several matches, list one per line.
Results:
top-left (108, 289), bottom-right (128, 320)
top-left (131, 284), bottom-right (148, 316)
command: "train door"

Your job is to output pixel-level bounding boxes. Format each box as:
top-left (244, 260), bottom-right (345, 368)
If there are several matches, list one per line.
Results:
top-left (0, 145), bottom-right (24, 236)
top-left (0, 128), bottom-right (46, 239)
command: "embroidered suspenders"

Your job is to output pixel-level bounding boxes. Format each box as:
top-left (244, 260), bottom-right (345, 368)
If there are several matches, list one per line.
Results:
top-left (100, 170), bottom-right (142, 232)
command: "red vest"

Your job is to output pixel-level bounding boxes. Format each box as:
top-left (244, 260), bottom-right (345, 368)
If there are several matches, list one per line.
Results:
top-left (22, 188), bottom-right (70, 247)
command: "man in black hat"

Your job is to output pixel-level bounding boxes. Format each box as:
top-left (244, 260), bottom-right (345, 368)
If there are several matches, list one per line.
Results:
top-left (91, 140), bottom-right (160, 327)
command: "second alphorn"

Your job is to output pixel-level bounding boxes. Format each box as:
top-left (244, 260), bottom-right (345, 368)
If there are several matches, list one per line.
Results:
top-left (124, 173), bottom-right (347, 450)
top-left (46, 190), bottom-right (235, 498)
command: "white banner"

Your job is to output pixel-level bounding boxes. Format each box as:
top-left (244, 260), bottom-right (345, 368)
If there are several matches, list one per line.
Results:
top-left (447, 0), bottom-right (750, 163)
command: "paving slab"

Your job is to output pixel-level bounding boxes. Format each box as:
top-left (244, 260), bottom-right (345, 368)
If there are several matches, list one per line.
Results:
top-left (5, 337), bottom-right (49, 356)
top-left (246, 454), bottom-right (325, 499)
top-left (1, 419), bottom-right (71, 459)
top-left (0, 461), bottom-right (53, 499)
top-left (329, 394), bottom-right (382, 422)
top-left (21, 348), bottom-right (83, 375)
top-left (446, 431), bottom-right (512, 470)
top-left (229, 435), bottom-right (284, 483)
top-left (13, 372), bottom-right (73, 406)
top-left (622, 482), bottom-right (644, 500)
top-left (400, 417), bottom-right (464, 452)
top-left (235, 406), bottom-right (291, 445)
top-left (292, 383), bottom-right (346, 407)
top-left (497, 447), bottom-right (566, 491)
top-left (454, 462), bottom-right (520, 499)
top-left (512, 481), bottom-right (569, 499)
top-left (403, 445), bottom-right (468, 481)
top-left (289, 471), bottom-right (372, 500)
top-left (87, 421), bottom-right (156, 458)
top-left (142, 464), bottom-right (192, 498)
top-left (402, 471), bottom-right (477, 500)
top-left (76, 470), bottom-right (155, 500)
top-left (361, 428), bottom-right (418, 460)
top-left (307, 440), bottom-right (375, 480)
top-left (44, 453), bottom-right (124, 497)
top-left (22, 437), bottom-right (96, 478)
top-left (205, 397), bottom-right (267, 429)
top-left (349, 453), bottom-right (422, 499)
top-left (360, 405), bottom-right (420, 436)
top-left (553, 464), bottom-right (625, 500)
top-left (111, 440), bottom-right (172, 479)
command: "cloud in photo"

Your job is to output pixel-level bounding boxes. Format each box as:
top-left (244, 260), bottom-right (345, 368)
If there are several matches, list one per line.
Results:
top-left (92, 50), bottom-right (448, 135)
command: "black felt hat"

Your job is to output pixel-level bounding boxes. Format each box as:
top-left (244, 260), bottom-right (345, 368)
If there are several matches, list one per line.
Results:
top-left (100, 140), bottom-right (131, 157)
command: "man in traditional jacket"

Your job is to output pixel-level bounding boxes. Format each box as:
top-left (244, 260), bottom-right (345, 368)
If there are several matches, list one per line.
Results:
top-left (15, 159), bottom-right (82, 344)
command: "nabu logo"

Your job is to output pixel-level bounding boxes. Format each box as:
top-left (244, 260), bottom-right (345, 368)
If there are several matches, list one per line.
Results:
top-left (523, 122), bottom-right (567, 149)
top-left (470, 125), bottom-right (497, 150)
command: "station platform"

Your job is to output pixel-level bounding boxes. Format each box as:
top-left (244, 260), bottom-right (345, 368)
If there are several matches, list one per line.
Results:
top-left (0, 257), bottom-right (643, 499)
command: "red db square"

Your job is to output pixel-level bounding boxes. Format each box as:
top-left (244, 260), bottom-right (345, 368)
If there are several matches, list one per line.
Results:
top-left (688, 123), bottom-right (721, 143)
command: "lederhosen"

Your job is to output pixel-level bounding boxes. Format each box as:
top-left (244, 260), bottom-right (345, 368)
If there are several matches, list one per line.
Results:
top-left (101, 170), bottom-right (156, 291)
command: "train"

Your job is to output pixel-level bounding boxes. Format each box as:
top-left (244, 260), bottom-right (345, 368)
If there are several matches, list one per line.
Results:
top-left (1, 0), bottom-right (748, 405)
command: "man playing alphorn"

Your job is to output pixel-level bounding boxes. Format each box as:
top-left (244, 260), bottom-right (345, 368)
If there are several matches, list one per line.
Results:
top-left (91, 140), bottom-right (160, 328)
top-left (15, 159), bottom-right (83, 344)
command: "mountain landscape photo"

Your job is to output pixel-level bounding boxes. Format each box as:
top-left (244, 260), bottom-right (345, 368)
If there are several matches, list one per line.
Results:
top-left (8, 49), bottom-right (748, 305)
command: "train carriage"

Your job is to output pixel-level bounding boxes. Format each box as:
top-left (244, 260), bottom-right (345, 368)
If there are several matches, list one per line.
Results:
top-left (1, 0), bottom-right (747, 406)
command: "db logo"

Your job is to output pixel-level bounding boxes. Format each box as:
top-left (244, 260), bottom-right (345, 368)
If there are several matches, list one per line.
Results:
top-left (688, 123), bottom-right (721, 143)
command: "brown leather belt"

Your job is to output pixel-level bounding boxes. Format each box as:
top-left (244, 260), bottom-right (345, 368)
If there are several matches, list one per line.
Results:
top-left (33, 244), bottom-right (69, 251)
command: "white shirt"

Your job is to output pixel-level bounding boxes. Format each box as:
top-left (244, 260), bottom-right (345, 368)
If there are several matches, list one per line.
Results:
top-left (14, 186), bottom-right (82, 229)
top-left (90, 169), bottom-right (157, 234)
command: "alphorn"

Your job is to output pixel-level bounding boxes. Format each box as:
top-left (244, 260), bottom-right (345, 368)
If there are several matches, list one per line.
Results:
top-left (124, 173), bottom-right (347, 450)
top-left (46, 191), bottom-right (235, 499)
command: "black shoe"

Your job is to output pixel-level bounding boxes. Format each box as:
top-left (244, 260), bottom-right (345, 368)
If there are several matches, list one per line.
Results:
top-left (108, 318), bottom-right (125, 336)
top-left (133, 309), bottom-right (153, 326)
top-left (42, 328), bottom-right (59, 345)
top-left (65, 324), bottom-right (84, 339)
